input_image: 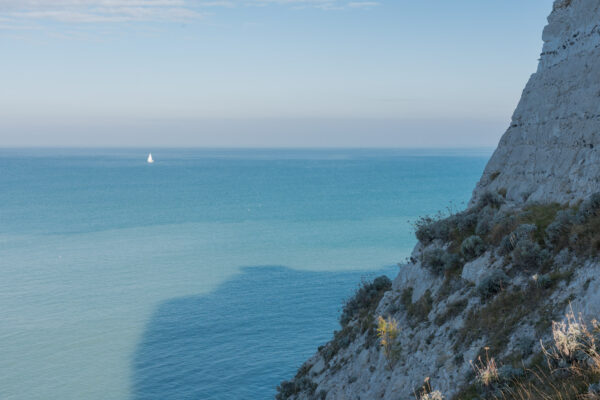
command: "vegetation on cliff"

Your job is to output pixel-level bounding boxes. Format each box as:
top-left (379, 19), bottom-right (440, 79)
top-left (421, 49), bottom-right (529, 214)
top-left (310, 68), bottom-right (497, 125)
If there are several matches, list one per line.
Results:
top-left (278, 191), bottom-right (600, 399)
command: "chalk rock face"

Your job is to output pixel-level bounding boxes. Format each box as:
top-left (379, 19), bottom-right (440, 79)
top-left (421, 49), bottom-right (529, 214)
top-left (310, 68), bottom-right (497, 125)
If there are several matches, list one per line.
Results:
top-left (471, 0), bottom-right (600, 206)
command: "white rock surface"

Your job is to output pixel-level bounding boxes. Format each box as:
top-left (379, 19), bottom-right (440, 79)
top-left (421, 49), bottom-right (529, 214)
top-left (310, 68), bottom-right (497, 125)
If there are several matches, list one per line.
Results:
top-left (303, 263), bottom-right (472, 400)
top-left (461, 252), bottom-right (492, 285)
top-left (471, 0), bottom-right (600, 207)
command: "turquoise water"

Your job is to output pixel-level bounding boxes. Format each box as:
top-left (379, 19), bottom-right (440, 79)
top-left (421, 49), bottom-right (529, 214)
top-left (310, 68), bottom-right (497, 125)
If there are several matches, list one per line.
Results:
top-left (0, 148), bottom-right (490, 399)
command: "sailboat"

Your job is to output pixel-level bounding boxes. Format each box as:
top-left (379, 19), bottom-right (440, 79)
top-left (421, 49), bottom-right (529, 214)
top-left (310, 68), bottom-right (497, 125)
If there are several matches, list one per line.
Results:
top-left (147, 153), bottom-right (154, 163)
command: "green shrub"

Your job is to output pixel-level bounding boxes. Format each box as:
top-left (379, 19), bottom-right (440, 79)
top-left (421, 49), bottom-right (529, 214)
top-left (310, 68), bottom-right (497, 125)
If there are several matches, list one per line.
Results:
top-left (340, 276), bottom-right (391, 326)
top-left (461, 235), bottom-right (486, 261)
top-left (475, 206), bottom-right (496, 236)
top-left (276, 376), bottom-right (317, 400)
top-left (414, 209), bottom-right (478, 249)
top-left (511, 238), bottom-right (543, 269)
top-left (520, 202), bottom-right (562, 243)
top-left (477, 271), bottom-right (510, 300)
top-left (534, 273), bottom-right (553, 289)
top-left (456, 211), bottom-right (478, 233)
top-left (487, 213), bottom-right (518, 246)
top-left (545, 209), bottom-right (574, 247)
top-left (422, 249), bottom-right (461, 275)
top-left (499, 224), bottom-right (537, 255)
top-left (476, 191), bottom-right (505, 210)
top-left (414, 214), bottom-right (453, 245)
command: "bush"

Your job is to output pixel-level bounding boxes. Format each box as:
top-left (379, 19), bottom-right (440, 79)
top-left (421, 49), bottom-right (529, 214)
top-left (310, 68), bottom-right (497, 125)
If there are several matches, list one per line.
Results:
top-left (534, 273), bottom-right (552, 289)
top-left (414, 208), bottom-right (483, 252)
top-left (461, 235), bottom-right (486, 261)
top-left (543, 308), bottom-right (600, 368)
top-left (512, 238), bottom-right (543, 269)
top-left (477, 271), bottom-right (510, 299)
top-left (521, 203), bottom-right (562, 243)
top-left (414, 210), bottom-right (477, 245)
top-left (499, 224), bottom-right (537, 255)
top-left (475, 206), bottom-right (496, 236)
top-left (421, 249), bottom-right (447, 274)
top-left (545, 209), bottom-right (575, 249)
top-left (487, 310), bottom-right (600, 400)
top-left (276, 376), bottom-right (317, 400)
top-left (414, 214), bottom-right (453, 245)
top-left (340, 276), bottom-right (391, 326)
top-left (456, 211), bottom-right (478, 233)
top-left (476, 191), bottom-right (505, 210)
top-left (487, 213), bottom-right (518, 246)
top-left (422, 249), bottom-right (461, 275)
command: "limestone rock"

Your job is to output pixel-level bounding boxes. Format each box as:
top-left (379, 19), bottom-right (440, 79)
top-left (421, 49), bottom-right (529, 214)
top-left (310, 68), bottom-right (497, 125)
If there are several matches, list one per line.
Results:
top-left (471, 0), bottom-right (600, 206)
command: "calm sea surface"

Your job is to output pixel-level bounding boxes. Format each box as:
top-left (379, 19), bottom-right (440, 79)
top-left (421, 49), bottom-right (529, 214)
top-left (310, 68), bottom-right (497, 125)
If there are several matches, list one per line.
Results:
top-left (0, 148), bottom-right (490, 399)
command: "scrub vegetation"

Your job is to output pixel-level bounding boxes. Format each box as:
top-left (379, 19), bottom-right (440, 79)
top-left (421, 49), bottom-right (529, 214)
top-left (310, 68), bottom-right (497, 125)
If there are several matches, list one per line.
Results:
top-left (279, 192), bottom-right (600, 400)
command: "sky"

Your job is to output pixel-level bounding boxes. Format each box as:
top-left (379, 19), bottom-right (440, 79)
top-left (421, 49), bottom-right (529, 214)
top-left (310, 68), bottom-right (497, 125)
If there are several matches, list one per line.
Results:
top-left (0, 0), bottom-right (553, 147)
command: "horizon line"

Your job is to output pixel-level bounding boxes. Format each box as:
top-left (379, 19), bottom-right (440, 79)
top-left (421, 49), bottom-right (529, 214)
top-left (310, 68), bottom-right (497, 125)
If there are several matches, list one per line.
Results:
top-left (0, 145), bottom-right (497, 150)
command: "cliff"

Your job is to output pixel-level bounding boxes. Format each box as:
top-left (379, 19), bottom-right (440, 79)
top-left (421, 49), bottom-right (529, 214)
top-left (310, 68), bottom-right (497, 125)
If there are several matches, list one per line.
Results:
top-left (472, 0), bottom-right (600, 206)
top-left (277, 1), bottom-right (600, 399)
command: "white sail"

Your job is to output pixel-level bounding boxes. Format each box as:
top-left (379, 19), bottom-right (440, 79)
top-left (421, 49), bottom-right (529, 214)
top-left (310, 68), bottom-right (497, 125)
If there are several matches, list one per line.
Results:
top-left (147, 153), bottom-right (154, 163)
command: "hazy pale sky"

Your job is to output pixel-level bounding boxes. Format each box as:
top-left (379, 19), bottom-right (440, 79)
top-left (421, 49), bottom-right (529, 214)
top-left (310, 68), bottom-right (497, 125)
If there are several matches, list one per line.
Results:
top-left (0, 0), bottom-right (552, 147)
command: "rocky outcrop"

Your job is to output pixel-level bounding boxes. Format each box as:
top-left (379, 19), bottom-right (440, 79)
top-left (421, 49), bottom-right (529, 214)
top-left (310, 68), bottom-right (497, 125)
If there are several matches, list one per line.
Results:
top-left (472, 0), bottom-right (600, 206)
top-left (278, 1), bottom-right (600, 399)
top-left (279, 193), bottom-right (600, 399)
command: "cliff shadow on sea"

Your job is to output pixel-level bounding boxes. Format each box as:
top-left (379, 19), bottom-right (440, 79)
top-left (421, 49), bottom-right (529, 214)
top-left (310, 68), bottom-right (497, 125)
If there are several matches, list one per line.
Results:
top-left (131, 265), bottom-right (396, 400)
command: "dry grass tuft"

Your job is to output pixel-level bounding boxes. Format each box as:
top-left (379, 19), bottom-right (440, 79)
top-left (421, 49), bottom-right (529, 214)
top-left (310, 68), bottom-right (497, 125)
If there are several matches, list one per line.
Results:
top-left (377, 316), bottom-right (400, 369)
top-left (541, 307), bottom-right (600, 374)
top-left (415, 377), bottom-right (445, 400)
top-left (472, 347), bottom-right (499, 386)
top-left (494, 308), bottom-right (600, 400)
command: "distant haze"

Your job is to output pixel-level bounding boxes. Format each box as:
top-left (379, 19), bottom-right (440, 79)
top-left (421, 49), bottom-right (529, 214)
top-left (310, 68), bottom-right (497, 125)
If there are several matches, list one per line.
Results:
top-left (0, 0), bottom-right (552, 147)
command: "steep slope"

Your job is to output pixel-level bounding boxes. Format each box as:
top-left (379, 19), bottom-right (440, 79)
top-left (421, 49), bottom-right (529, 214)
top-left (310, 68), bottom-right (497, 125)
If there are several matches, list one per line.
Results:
top-left (472, 0), bottom-right (600, 206)
top-left (277, 1), bottom-right (600, 399)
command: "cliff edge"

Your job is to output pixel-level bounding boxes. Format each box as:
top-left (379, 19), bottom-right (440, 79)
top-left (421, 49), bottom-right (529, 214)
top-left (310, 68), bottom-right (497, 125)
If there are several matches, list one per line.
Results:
top-left (472, 0), bottom-right (600, 206)
top-left (278, 1), bottom-right (600, 399)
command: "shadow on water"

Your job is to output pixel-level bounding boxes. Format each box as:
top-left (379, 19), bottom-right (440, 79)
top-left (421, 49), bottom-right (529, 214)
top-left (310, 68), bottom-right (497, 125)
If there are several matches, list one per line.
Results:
top-left (131, 265), bottom-right (395, 400)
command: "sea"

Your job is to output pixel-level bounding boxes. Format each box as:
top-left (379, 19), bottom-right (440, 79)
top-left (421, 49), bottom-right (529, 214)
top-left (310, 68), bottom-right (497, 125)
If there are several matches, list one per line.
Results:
top-left (0, 148), bottom-right (490, 399)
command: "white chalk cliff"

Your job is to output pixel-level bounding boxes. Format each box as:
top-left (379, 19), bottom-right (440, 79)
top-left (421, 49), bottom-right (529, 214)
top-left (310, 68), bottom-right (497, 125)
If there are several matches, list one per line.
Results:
top-left (277, 1), bottom-right (600, 399)
top-left (472, 0), bottom-right (600, 206)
